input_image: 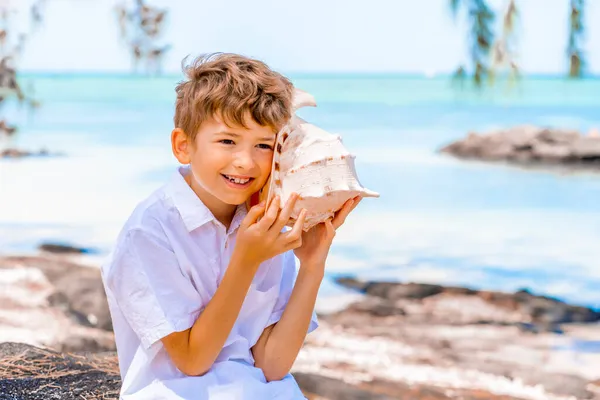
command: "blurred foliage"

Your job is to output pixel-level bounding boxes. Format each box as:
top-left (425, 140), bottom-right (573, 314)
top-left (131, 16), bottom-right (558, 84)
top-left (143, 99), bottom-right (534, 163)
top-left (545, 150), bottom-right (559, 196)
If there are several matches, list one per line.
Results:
top-left (450, 0), bottom-right (586, 87)
top-left (489, 0), bottom-right (520, 86)
top-left (0, 0), bottom-right (45, 136)
top-left (115, 0), bottom-right (171, 75)
top-left (0, 0), bottom-right (172, 137)
top-left (568, 0), bottom-right (585, 78)
top-left (450, 0), bottom-right (496, 87)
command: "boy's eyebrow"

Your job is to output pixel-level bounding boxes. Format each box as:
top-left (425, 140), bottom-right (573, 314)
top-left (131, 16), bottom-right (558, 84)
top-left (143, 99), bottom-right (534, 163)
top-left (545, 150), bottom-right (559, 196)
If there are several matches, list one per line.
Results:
top-left (215, 131), bottom-right (276, 141)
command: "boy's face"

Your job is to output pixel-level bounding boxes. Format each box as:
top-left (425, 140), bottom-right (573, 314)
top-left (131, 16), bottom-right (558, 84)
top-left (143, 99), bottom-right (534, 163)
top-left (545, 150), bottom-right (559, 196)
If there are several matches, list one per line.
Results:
top-left (172, 113), bottom-right (276, 209)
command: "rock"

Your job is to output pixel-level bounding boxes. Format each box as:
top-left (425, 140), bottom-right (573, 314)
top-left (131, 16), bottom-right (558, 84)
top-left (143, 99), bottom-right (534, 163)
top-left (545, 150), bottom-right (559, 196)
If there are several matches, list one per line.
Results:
top-left (0, 256), bottom-right (112, 332)
top-left (337, 277), bottom-right (476, 301)
top-left (501, 126), bottom-right (541, 146)
top-left (0, 148), bottom-right (59, 159)
top-left (39, 243), bottom-right (97, 255)
top-left (531, 141), bottom-right (571, 161)
top-left (334, 277), bottom-right (370, 292)
top-left (1, 148), bottom-right (31, 158)
top-left (537, 128), bottom-right (580, 144)
top-left (58, 328), bottom-right (115, 353)
top-left (375, 282), bottom-right (445, 300)
top-left (334, 278), bottom-right (600, 325)
top-left (480, 142), bottom-right (515, 160)
top-left (347, 296), bottom-right (406, 317)
top-left (0, 256), bottom-right (114, 354)
top-left (439, 125), bottom-right (600, 171)
top-left (363, 281), bottom-right (447, 300)
top-left (571, 137), bottom-right (600, 160)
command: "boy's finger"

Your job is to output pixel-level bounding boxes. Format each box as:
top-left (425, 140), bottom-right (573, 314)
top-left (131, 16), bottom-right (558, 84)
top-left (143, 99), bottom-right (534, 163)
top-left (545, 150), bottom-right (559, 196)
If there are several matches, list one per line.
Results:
top-left (271, 193), bottom-right (299, 233)
top-left (349, 196), bottom-right (362, 212)
top-left (283, 208), bottom-right (306, 243)
top-left (257, 195), bottom-right (280, 231)
top-left (325, 218), bottom-right (336, 239)
top-left (332, 198), bottom-right (355, 230)
top-left (241, 201), bottom-right (266, 229)
top-left (344, 196), bottom-right (362, 219)
top-left (285, 238), bottom-right (303, 252)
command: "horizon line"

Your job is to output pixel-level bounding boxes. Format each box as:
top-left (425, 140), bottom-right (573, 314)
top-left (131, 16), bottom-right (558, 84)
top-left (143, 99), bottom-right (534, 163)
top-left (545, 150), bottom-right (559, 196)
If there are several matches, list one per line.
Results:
top-left (16, 70), bottom-right (600, 80)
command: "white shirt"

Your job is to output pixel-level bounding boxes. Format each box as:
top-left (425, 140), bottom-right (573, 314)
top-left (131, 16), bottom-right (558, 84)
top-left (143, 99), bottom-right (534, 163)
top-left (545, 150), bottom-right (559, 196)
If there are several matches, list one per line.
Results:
top-left (101, 166), bottom-right (318, 400)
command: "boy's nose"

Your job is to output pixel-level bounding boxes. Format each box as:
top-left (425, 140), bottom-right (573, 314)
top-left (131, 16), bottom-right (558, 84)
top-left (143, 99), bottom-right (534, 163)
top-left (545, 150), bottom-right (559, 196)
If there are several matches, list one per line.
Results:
top-left (232, 151), bottom-right (255, 170)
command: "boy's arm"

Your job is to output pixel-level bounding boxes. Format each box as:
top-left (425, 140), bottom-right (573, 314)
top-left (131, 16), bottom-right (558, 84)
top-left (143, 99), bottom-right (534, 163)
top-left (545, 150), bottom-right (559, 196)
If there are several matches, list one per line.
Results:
top-left (161, 196), bottom-right (305, 377)
top-left (252, 197), bottom-right (360, 381)
top-left (251, 264), bottom-right (323, 382)
top-left (161, 251), bottom-right (259, 376)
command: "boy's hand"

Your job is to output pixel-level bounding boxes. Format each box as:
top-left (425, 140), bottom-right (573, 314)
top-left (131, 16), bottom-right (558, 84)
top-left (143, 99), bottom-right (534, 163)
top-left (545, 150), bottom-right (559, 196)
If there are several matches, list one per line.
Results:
top-left (294, 196), bottom-right (361, 272)
top-left (235, 193), bottom-right (307, 267)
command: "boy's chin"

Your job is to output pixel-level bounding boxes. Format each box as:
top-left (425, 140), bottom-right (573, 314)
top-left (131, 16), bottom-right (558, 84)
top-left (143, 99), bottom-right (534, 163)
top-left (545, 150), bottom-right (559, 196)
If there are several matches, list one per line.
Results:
top-left (219, 193), bottom-right (252, 207)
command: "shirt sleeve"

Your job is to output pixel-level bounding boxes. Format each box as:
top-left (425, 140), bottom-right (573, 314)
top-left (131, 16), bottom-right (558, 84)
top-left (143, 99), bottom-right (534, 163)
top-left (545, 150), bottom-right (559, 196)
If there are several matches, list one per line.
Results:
top-left (105, 228), bottom-right (205, 349)
top-left (265, 251), bottom-right (319, 333)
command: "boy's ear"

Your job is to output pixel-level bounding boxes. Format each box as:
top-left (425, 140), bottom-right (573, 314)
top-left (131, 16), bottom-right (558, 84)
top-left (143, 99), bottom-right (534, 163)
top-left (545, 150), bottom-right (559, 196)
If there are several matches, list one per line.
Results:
top-left (171, 128), bottom-right (191, 164)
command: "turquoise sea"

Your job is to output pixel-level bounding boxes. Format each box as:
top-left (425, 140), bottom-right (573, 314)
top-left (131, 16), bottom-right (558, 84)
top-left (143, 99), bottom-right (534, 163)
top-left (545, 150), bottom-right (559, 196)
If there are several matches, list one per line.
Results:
top-left (1, 74), bottom-right (599, 308)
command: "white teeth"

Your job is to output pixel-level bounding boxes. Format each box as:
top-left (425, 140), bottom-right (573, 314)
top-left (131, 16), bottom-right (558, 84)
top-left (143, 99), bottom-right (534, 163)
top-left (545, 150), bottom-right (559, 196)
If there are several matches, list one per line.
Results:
top-left (225, 175), bottom-right (250, 184)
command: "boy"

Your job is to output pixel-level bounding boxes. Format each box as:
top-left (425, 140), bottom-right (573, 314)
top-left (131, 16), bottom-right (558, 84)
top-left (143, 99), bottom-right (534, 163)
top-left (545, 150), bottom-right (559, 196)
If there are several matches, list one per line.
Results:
top-left (101, 53), bottom-right (360, 399)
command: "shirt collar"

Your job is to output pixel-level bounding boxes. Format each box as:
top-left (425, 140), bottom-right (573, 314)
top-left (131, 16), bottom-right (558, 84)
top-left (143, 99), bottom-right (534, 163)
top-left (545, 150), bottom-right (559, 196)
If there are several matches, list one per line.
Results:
top-left (228, 201), bottom-right (248, 235)
top-left (165, 166), bottom-right (248, 234)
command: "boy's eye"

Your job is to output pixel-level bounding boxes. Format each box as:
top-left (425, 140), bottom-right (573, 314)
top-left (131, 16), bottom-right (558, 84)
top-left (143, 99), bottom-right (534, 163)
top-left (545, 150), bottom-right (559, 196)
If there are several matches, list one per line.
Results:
top-left (219, 139), bottom-right (235, 145)
top-left (257, 143), bottom-right (274, 150)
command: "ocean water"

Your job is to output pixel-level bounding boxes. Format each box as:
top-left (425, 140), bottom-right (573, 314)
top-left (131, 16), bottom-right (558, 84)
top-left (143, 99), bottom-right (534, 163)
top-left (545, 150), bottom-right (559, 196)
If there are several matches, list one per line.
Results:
top-left (1, 74), bottom-right (600, 308)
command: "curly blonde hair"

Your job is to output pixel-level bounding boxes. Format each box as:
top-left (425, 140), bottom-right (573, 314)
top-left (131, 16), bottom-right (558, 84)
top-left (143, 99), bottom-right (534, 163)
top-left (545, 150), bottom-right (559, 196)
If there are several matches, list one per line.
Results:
top-left (174, 53), bottom-right (294, 140)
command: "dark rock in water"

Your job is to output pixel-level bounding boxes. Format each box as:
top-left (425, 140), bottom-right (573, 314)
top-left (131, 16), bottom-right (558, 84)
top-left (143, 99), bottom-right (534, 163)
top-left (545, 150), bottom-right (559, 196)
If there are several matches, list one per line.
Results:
top-left (334, 277), bottom-right (600, 325)
top-left (1, 148), bottom-right (32, 158)
top-left (515, 290), bottom-right (600, 324)
top-left (0, 148), bottom-right (54, 159)
top-left (384, 283), bottom-right (479, 300)
top-left (346, 296), bottom-right (406, 317)
top-left (367, 282), bottom-right (445, 300)
top-left (439, 125), bottom-right (600, 170)
top-left (336, 277), bottom-right (474, 300)
top-left (39, 243), bottom-right (98, 254)
top-left (335, 276), bottom-right (371, 292)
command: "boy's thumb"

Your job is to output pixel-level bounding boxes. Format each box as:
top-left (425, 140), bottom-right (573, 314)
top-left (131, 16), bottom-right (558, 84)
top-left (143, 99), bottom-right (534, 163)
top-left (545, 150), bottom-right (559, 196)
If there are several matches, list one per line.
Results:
top-left (243, 201), bottom-right (266, 227)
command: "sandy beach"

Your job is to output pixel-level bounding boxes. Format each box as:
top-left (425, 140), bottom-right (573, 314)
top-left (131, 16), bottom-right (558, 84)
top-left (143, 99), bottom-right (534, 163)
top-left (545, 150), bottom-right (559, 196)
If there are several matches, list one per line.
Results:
top-left (1, 253), bottom-right (598, 399)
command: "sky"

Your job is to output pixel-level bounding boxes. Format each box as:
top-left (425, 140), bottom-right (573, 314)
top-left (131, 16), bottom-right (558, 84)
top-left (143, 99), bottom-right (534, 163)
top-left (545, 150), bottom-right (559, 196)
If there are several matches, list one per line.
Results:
top-left (13, 0), bottom-right (600, 75)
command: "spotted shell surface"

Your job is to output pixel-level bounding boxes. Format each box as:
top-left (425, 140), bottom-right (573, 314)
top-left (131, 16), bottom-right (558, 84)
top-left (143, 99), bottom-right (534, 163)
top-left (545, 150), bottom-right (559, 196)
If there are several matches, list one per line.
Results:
top-left (256, 89), bottom-right (379, 231)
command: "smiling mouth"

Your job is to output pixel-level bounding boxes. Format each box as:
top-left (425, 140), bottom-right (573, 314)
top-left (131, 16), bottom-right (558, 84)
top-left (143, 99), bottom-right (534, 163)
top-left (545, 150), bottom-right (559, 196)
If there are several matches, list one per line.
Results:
top-left (221, 174), bottom-right (254, 185)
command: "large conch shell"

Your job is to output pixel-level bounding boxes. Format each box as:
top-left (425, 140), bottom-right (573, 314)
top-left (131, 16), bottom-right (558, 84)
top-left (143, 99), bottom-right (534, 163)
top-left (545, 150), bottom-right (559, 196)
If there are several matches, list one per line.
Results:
top-left (250, 88), bottom-right (379, 231)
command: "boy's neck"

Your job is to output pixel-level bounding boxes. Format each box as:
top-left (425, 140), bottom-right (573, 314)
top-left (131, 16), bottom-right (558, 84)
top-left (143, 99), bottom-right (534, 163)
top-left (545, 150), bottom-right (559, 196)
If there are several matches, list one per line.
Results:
top-left (184, 174), bottom-right (237, 230)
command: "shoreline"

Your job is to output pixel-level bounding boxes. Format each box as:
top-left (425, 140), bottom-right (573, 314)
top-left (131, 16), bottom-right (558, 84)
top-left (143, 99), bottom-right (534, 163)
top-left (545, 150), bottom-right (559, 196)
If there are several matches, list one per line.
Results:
top-left (1, 254), bottom-right (599, 399)
top-left (4, 245), bottom-right (599, 313)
